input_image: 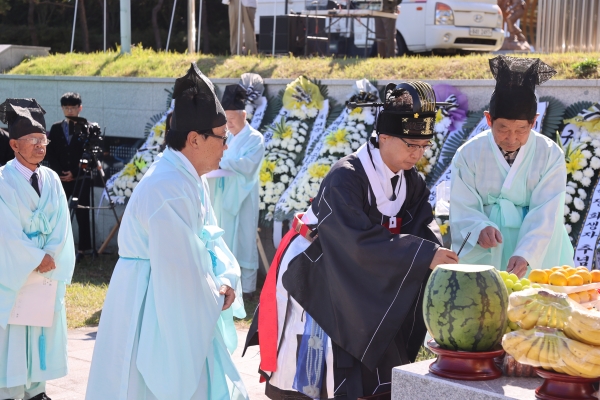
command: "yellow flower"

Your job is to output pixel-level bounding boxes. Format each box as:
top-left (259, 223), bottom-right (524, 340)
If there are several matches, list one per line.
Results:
top-left (439, 221), bottom-right (449, 236)
top-left (272, 118), bottom-right (294, 140)
top-left (325, 128), bottom-right (348, 148)
top-left (260, 160), bottom-right (277, 186)
top-left (282, 76), bottom-right (324, 111)
top-left (134, 157), bottom-right (147, 171)
top-left (308, 163), bottom-right (331, 179)
top-left (122, 162), bottom-right (137, 177)
top-left (435, 109), bottom-right (444, 124)
top-left (349, 107), bottom-right (363, 116)
top-left (565, 147), bottom-right (586, 175)
top-left (415, 157), bottom-right (429, 174)
top-left (152, 121), bottom-right (166, 138)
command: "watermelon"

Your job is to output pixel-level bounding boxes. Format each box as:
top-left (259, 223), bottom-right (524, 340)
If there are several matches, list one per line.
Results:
top-left (423, 264), bottom-right (509, 352)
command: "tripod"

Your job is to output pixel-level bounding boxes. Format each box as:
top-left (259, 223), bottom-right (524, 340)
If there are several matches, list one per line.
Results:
top-left (69, 148), bottom-right (120, 259)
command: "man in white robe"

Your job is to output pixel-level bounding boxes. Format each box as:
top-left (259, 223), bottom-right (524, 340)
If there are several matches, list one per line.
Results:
top-left (209, 84), bottom-right (264, 297)
top-left (450, 56), bottom-right (574, 277)
top-left (86, 64), bottom-right (248, 400)
top-left (0, 98), bottom-right (75, 400)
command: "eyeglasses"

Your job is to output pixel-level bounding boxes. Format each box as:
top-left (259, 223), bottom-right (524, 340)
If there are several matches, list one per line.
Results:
top-left (203, 132), bottom-right (229, 145)
top-left (62, 106), bottom-right (80, 112)
top-left (399, 137), bottom-right (432, 152)
top-left (18, 137), bottom-right (51, 146)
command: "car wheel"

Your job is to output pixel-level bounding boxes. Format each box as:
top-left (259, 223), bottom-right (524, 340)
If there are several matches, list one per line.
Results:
top-left (396, 31), bottom-right (408, 56)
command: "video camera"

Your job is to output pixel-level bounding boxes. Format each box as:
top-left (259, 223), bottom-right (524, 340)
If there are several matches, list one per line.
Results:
top-left (68, 116), bottom-right (103, 154)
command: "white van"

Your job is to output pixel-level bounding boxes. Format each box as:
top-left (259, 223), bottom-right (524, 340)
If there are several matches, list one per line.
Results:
top-left (255, 0), bottom-right (504, 55)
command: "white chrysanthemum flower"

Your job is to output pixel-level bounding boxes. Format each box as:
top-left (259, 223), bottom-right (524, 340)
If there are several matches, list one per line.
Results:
top-left (424, 149), bottom-right (433, 158)
top-left (592, 139), bottom-right (600, 147)
top-left (131, 181), bottom-right (138, 189)
top-left (590, 157), bottom-right (600, 169)
top-left (268, 205), bottom-right (275, 212)
top-left (124, 188), bottom-right (132, 197)
top-left (581, 177), bottom-right (592, 187)
top-left (572, 170), bottom-right (584, 181)
top-left (574, 197), bottom-right (585, 211)
top-left (578, 189), bottom-right (587, 199)
top-left (568, 181), bottom-right (578, 188)
top-left (569, 211), bottom-right (580, 223)
top-left (425, 164), bottom-right (433, 173)
top-left (351, 141), bottom-right (360, 149)
top-left (584, 168), bottom-right (595, 177)
top-left (280, 175), bottom-right (289, 183)
top-left (356, 123), bottom-right (366, 131)
top-left (295, 145), bottom-right (303, 152)
top-left (266, 181), bottom-right (275, 189)
top-left (583, 150), bottom-right (593, 159)
top-left (565, 186), bottom-right (576, 195)
top-left (259, 202), bottom-right (265, 210)
top-left (565, 193), bottom-right (573, 204)
top-left (595, 147), bottom-right (600, 157)
top-left (564, 205), bottom-right (570, 216)
top-left (565, 224), bottom-right (572, 234)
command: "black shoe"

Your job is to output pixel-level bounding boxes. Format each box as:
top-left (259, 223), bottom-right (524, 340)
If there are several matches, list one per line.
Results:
top-left (243, 292), bottom-right (255, 302)
top-left (29, 393), bottom-right (51, 400)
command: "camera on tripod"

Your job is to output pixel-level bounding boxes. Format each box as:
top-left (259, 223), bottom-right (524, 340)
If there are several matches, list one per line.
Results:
top-left (69, 116), bottom-right (104, 156)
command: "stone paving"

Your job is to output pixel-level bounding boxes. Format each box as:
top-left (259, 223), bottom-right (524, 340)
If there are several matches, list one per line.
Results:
top-left (46, 327), bottom-right (266, 399)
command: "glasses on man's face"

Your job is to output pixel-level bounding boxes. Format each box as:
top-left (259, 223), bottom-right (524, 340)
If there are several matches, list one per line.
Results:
top-left (18, 137), bottom-right (51, 146)
top-left (203, 132), bottom-right (228, 146)
top-left (62, 106), bottom-right (79, 112)
top-left (399, 137), bottom-right (432, 152)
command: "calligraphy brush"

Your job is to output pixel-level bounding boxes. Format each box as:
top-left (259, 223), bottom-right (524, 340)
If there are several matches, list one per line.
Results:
top-left (456, 232), bottom-right (471, 257)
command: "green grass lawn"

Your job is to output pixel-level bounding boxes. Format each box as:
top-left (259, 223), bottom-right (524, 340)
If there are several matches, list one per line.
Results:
top-left (7, 46), bottom-right (600, 80)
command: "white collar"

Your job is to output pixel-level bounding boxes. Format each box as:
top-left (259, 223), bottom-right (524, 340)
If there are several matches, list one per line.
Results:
top-left (13, 157), bottom-right (39, 180)
top-left (171, 149), bottom-right (203, 184)
top-left (368, 142), bottom-right (403, 200)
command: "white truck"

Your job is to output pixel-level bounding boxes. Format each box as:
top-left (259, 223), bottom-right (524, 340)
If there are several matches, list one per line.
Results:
top-left (255, 0), bottom-right (505, 55)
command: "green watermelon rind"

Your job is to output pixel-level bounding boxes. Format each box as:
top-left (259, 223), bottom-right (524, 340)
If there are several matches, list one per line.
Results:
top-left (423, 266), bottom-right (509, 352)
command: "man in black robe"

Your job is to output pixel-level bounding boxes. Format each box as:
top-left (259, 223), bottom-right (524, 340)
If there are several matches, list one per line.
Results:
top-left (0, 127), bottom-right (14, 166)
top-left (245, 81), bottom-right (458, 400)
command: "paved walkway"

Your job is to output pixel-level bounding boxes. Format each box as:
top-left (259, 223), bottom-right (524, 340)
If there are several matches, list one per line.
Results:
top-left (46, 327), bottom-right (266, 399)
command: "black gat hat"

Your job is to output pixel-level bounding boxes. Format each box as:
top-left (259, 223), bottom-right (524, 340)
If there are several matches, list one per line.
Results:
top-left (0, 98), bottom-right (46, 139)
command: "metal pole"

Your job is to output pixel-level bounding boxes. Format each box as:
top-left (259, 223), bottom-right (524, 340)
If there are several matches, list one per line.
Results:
top-left (166, 0), bottom-right (178, 52)
top-left (188, 0), bottom-right (196, 53)
top-left (197, 0), bottom-right (203, 53)
top-left (104, 0), bottom-right (107, 52)
top-left (120, 0), bottom-right (131, 53)
top-left (271, 1), bottom-right (277, 55)
top-left (70, 0), bottom-right (79, 53)
top-left (237, 0), bottom-right (242, 55)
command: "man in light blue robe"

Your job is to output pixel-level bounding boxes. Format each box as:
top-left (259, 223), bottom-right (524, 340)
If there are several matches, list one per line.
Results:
top-left (86, 64), bottom-right (248, 400)
top-left (0, 99), bottom-right (75, 400)
top-left (209, 84), bottom-right (264, 297)
top-left (450, 56), bottom-right (574, 277)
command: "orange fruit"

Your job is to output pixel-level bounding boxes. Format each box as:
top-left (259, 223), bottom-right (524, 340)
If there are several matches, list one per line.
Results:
top-left (551, 266), bottom-right (562, 272)
top-left (579, 290), bottom-right (591, 303)
top-left (562, 267), bottom-right (576, 277)
top-left (567, 274), bottom-right (584, 286)
top-left (588, 290), bottom-right (599, 301)
top-left (577, 266), bottom-right (590, 272)
top-left (591, 270), bottom-right (600, 283)
top-left (529, 269), bottom-right (549, 284)
top-left (549, 272), bottom-right (568, 286)
top-left (568, 292), bottom-right (581, 303)
top-left (576, 270), bottom-right (593, 284)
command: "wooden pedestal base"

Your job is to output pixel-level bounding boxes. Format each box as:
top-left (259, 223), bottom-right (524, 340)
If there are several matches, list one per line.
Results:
top-left (427, 339), bottom-right (505, 381)
top-left (534, 368), bottom-right (598, 400)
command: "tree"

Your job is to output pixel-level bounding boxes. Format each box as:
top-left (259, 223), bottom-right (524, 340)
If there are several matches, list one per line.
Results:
top-left (152, 0), bottom-right (164, 49)
top-left (78, 0), bottom-right (91, 52)
top-left (28, 0), bottom-right (39, 45)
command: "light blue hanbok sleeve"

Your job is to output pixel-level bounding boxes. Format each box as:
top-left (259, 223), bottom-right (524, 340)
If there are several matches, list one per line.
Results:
top-left (449, 148), bottom-right (499, 260)
top-left (135, 196), bottom-right (226, 400)
top-left (219, 133), bottom-right (265, 216)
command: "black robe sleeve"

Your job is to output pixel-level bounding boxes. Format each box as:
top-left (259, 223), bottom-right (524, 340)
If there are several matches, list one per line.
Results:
top-left (282, 155), bottom-right (441, 371)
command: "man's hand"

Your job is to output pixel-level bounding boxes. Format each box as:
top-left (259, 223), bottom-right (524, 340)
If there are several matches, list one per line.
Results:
top-left (429, 248), bottom-right (459, 270)
top-left (478, 226), bottom-right (503, 249)
top-left (60, 171), bottom-right (74, 182)
top-left (220, 285), bottom-right (236, 311)
top-left (36, 254), bottom-right (56, 273)
top-left (507, 256), bottom-right (528, 279)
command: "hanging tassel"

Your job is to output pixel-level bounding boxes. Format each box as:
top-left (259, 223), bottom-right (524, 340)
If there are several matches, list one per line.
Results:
top-left (39, 328), bottom-right (47, 371)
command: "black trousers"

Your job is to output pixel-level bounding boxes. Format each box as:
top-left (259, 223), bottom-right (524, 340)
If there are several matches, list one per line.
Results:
top-left (62, 178), bottom-right (92, 251)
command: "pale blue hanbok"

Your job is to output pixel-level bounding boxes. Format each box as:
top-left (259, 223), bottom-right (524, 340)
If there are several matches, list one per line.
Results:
top-left (208, 123), bottom-right (264, 292)
top-left (86, 147), bottom-right (248, 400)
top-left (0, 160), bottom-right (75, 390)
top-left (450, 130), bottom-right (574, 271)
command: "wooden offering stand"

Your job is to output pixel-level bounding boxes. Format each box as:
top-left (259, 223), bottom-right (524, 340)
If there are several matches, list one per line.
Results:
top-left (427, 339), bottom-right (505, 381)
top-left (533, 368), bottom-right (598, 400)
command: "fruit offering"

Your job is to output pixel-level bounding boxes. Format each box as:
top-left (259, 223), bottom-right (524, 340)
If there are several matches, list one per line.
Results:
top-left (499, 270), bottom-right (539, 294)
top-left (563, 307), bottom-right (600, 346)
top-left (502, 327), bottom-right (600, 379)
top-left (528, 267), bottom-right (600, 305)
top-left (507, 289), bottom-right (572, 330)
top-left (423, 264), bottom-right (508, 352)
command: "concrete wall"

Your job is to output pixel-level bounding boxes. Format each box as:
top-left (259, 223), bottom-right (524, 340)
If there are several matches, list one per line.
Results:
top-left (1, 74), bottom-right (598, 139)
top-left (0, 45), bottom-right (50, 73)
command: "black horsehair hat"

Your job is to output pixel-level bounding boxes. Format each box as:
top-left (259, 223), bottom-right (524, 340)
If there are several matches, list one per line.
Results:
top-left (0, 98), bottom-right (47, 139)
top-left (488, 55), bottom-right (556, 121)
top-left (171, 63), bottom-right (226, 133)
top-left (221, 84), bottom-right (247, 111)
top-left (348, 81), bottom-right (441, 140)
